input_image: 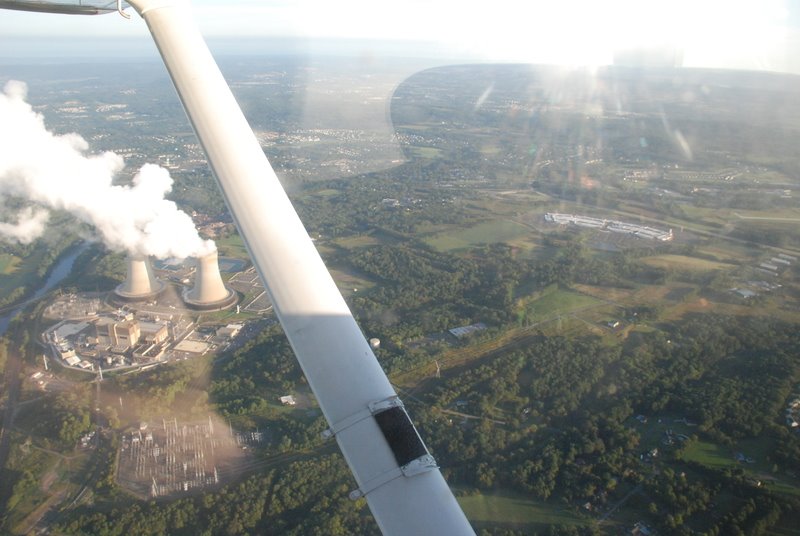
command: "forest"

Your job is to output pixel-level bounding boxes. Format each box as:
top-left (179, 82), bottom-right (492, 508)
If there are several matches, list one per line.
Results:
top-left (49, 304), bottom-right (800, 535)
top-left (25, 179), bottom-right (800, 533)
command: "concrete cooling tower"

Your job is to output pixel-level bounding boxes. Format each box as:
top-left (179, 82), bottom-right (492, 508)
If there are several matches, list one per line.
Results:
top-left (182, 250), bottom-right (237, 310)
top-left (115, 255), bottom-right (166, 302)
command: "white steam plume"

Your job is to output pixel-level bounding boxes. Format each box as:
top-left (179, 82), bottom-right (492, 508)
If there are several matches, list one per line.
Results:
top-left (0, 206), bottom-right (49, 245)
top-left (0, 80), bottom-right (215, 259)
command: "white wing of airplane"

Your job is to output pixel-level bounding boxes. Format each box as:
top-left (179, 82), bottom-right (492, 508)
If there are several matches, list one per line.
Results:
top-left (0, 0), bottom-right (123, 14)
top-left (0, 1), bottom-right (475, 534)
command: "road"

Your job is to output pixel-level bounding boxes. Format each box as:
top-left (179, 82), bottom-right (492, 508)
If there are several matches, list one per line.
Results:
top-left (598, 482), bottom-right (644, 522)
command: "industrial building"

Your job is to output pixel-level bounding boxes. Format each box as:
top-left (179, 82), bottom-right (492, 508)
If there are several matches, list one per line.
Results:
top-left (90, 315), bottom-right (172, 362)
top-left (114, 255), bottom-right (166, 302)
top-left (40, 243), bottom-right (257, 374)
top-left (182, 250), bottom-right (238, 310)
top-left (216, 323), bottom-right (243, 338)
top-left (95, 317), bottom-right (141, 350)
top-left (115, 417), bottom-right (264, 499)
top-left (449, 322), bottom-right (487, 338)
top-left (545, 213), bottom-right (673, 241)
top-left (113, 249), bottom-right (239, 311)
top-left (139, 321), bottom-right (170, 344)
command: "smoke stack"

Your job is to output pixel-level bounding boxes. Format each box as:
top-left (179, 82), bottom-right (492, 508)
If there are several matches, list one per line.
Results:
top-left (182, 250), bottom-right (237, 310)
top-left (115, 255), bottom-right (165, 301)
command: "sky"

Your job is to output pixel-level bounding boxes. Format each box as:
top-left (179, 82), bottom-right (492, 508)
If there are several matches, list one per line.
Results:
top-left (0, 0), bottom-right (799, 73)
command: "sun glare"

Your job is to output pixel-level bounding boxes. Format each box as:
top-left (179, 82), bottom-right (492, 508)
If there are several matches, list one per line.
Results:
top-left (423, 0), bottom-right (793, 69)
top-left (0, 0), bottom-right (795, 72)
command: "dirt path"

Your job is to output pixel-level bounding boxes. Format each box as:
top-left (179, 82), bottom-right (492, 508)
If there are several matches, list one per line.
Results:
top-left (14, 487), bottom-right (68, 535)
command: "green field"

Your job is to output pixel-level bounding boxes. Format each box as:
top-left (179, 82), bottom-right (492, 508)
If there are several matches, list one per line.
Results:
top-left (457, 490), bottom-right (588, 528)
top-left (424, 219), bottom-right (532, 252)
top-left (311, 188), bottom-right (342, 198)
top-left (215, 233), bottom-right (250, 260)
top-left (334, 234), bottom-right (382, 249)
top-left (0, 253), bottom-right (20, 275)
top-left (682, 439), bottom-right (734, 469)
top-left (696, 243), bottom-right (762, 264)
top-left (523, 288), bottom-right (603, 322)
top-left (0, 249), bottom-right (51, 306)
top-left (681, 205), bottom-right (800, 227)
top-left (328, 267), bottom-right (376, 296)
top-left (640, 254), bottom-right (736, 272)
top-left (682, 438), bottom-right (800, 497)
top-left (408, 146), bottom-right (442, 159)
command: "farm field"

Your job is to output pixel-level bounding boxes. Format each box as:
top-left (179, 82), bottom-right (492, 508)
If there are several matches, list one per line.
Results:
top-left (215, 233), bottom-right (250, 260)
top-left (681, 438), bottom-right (800, 498)
top-left (682, 205), bottom-right (800, 223)
top-left (333, 234), bottom-right (381, 249)
top-left (327, 267), bottom-right (376, 297)
top-left (0, 248), bottom-right (53, 307)
top-left (457, 490), bottom-right (589, 529)
top-left (640, 254), bottom-right (737, 272)
top-left (0, 254), bottom-right (19, 275)
top-left (423, 219), bottom-right (533, 252)
top-left (522, 287), bottom-right (604, 323)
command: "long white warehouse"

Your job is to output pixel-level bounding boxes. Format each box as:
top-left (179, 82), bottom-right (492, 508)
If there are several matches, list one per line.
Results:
top-left (545, 213), bottom-right (673, 241)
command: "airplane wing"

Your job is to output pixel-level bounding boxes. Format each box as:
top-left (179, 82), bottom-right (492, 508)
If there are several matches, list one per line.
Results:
top-left (0, 0), bottom-right (124, 14)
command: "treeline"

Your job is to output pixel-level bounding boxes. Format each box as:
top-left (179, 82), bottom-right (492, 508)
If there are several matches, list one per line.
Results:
top-left (50, 313), bottom-right (800, 532)
top-left (0, 341), bottom-right (6, 377)
top-left (410, 314), bottom-right (800, 533)
top-left (342, 234), bottom-right (689, 359)
top-left (350, 243), bottom-right (520, 324)
top-left (641, 464), bottom-right (786, 535)
top-left (111, 358), bottom-right (210, 421)
top-left (0, 217), bottom-right (79, 308)
top-left (54, 455), bottom-right (379, 535)
top-left (413, 335), bottom-right (638, 501)
top-left (209, 325), bottom-right (330, 451)
top-left (294, 171), bottom-right (477, 237)
top-left (211, 323), bottom-right (302, 413)
top-left (730, 221), bottom-right (800, 248)
top-left (171, 167), bottom-right (228, 216)
top-left (345, 243), bottom-right (527, 374)
top-left (22, 385), bottom-right (94, 449)
top-left (63, 246), bottom-right (126, 292)
top-left (534, 236), bottom-right (672, 288)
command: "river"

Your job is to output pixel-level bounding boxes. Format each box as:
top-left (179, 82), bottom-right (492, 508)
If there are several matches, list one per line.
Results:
top-left (0, 243), bottom-right (88, 337)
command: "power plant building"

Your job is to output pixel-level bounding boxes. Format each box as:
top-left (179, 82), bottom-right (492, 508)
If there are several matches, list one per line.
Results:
top-left (182, 250), bottom-right (237, 311)
top-left (95, 318), bottom-right (141, 349)
top-left (139, 321), bottom-right (170, 344)
top-left (115, 255), bottom-right (166, 302)
top-left (216, 323), bottom-right (243, 338)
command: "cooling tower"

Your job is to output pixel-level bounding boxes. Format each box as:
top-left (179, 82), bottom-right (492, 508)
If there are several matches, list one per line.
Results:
top-left (114, 255), bottom-right (165, 302)
top-left (182, 250), bottom-right (237, 310)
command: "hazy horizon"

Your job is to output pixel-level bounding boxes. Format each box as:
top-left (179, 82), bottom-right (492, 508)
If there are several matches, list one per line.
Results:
top-left (1, 1), bottom-right (799, 73)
